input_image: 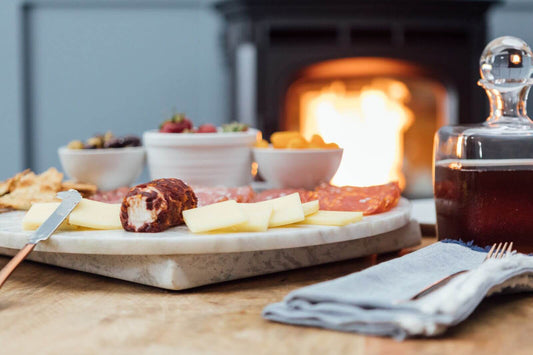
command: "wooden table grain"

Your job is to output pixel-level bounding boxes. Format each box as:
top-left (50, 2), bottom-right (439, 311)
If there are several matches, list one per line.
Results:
top-left (0, 236), bottom-right (531, 354)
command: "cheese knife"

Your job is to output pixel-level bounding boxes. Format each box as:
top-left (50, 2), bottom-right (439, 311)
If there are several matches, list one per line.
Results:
top-left (0, 189), bottom-right (82, 288)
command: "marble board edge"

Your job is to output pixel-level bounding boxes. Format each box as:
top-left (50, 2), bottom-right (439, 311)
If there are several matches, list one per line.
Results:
top-left (0, 220), bottom-right (422, 290)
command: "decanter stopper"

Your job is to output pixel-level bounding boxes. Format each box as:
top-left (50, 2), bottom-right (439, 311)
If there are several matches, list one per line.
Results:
top-left (478, 36), bottom-right (533, 125)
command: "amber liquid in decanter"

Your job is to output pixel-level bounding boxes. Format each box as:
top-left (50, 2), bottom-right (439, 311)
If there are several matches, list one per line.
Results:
top-left (435, 161), bottom-right (533, 253)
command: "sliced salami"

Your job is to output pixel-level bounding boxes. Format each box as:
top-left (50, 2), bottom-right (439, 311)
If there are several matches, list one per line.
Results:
top-left (88, 186), bottom-right (130, 204)
top-left (89, 185), bottom-right (255, 207)
top-left (89, 181), bottom-right (400, 217)
top-left (253, 182), bottom-right (401, 215)
top-left (193, 185), bottom-right (255, 207)
top-left (315, 182), bottom-right (401, 215)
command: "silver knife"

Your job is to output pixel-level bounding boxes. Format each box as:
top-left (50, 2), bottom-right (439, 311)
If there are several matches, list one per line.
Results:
top-left (0, 189), bottom-right (82, 288)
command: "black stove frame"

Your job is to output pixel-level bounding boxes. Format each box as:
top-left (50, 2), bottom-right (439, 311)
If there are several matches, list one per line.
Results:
top-left (216, 0), bottom-right (499, 137)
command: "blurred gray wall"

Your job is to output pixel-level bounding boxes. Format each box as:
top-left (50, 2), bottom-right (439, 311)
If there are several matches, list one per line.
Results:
top-left (0, 0), bottom-right (228, 180)
top-left (1, 0), bottom-right (533, 181)
top-left (489, 0), bottom-right (533, 119)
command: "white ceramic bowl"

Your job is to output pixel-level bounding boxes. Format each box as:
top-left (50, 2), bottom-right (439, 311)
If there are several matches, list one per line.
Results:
top-left (253, 148), bottom-right (343, 189)
top-left (58, 146), bottom-right (146, 191)
top-left (143, 129), bottom-right (259, 186)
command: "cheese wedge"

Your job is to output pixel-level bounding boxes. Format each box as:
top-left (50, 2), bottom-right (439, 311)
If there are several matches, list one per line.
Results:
top-left (23, 202), bottom-right (80, 231)
top-left (22, 199), bottom-right (121, 230)
top-left (302, 200), bottom-right (319, 216)
top-left (301, 210), bottom-right (363, 226)
top-left (216, 203), bottom-right (273, 233)
top-left (255, 193), bottom-right (304, 227)
top-left (183, 200), bottom-right (247, 233)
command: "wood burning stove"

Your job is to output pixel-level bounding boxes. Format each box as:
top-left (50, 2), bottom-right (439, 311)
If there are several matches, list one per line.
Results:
top-left (215, 0), bottom-right (499, 197)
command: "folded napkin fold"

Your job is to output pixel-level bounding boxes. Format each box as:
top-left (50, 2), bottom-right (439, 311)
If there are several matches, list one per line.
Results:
top-left (263, 241), bottom-right (533, 339)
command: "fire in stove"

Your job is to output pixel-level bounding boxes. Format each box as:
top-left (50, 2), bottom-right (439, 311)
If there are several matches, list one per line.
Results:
top-left (300, 79), bottom-right (413, 189)
top-left (284, 58), bottom-right (450, 197)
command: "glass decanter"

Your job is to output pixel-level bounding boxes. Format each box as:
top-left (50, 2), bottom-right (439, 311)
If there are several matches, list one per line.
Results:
top-left (433, 36), bottom-right (533, 252)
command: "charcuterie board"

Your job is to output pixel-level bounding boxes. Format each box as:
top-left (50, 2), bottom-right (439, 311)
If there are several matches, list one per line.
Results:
top-left (0, 199), bottom-right (420, 290)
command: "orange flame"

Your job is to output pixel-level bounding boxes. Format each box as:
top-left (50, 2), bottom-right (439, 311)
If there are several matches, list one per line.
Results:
top-left (300, 79), bottom-right (413, 188)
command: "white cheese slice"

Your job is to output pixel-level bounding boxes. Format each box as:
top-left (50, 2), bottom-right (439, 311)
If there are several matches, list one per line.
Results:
top-left (183, 200), bottom-right (247, 233)
top-left (255, 193), bottom-right (304, 227)
top-left (301, 210), bottom-right (363, 226)
top-left (22, 199), bottom-right (121, 230)
top-left (67, 199), bottom-right (122, 230)
top-left (216, 203), bottom-right (273, 233)
top-left (302, 200), bottom-right (319, 216)
top-left (238, 203), bottom-right (273, 232)
top-left (22, 202), bottom-right (80, 231)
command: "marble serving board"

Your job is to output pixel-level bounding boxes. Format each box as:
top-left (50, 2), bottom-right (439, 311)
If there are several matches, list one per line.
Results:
top-left (0, 199), bottom-right (421, 290)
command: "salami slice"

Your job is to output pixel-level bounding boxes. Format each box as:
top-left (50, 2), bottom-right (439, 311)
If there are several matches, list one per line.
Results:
top-left (88, 186), bottom-right (130, 204)
top-left (253, 182), bottom-right (401, 215)
top-left (193, 185), bottom-right (255, 207)
top-left (315, 182), bottom-right (401, 215)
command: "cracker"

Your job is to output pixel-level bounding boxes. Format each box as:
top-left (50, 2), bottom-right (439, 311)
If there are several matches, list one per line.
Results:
top-left (33, 167), bottom-right (63, 191)
top-left (0, 169), bottom-right (31, 196)
top-left (0, 168), bottom-right (63, 210)
top-left (0, 189), bottom-right (58, 210)
top-left (61, 180), bottom-right (98, 197)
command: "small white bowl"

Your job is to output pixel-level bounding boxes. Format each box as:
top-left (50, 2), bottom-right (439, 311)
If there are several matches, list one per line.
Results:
top-left (253, 148), bottom-right (343, 189)
top-left (58, 146), bottom-right (145, 191)
top-left (143, 129), bottom-right (260, 186)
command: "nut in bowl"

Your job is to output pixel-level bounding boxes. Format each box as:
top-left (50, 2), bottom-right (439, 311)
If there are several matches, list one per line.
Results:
top-left (253, 147), bottom-right (343, 189)
top-left (58, 146), bottom-right (146, 191)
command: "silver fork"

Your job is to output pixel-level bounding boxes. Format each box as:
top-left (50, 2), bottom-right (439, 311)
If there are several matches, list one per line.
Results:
top-left (408, 242), bottom-right (515, 301)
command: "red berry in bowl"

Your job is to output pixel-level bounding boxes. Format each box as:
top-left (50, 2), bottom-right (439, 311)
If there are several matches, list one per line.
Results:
top-left (197, 124), bottom-right (218, 133)
top-left (159, 122), bottom-right (181, 133)
top-left (159, 113), bottom-right (193, 133)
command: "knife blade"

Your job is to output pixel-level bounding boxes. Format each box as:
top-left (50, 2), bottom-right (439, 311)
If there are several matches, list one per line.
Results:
top-left (29, 190), bottom-right (82, 244)
top-left (0, 189), bottom-right (82, 288)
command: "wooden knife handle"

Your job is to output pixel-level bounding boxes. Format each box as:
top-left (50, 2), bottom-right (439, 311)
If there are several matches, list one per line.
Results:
top-left (0, 243), bottom-right (36, 288)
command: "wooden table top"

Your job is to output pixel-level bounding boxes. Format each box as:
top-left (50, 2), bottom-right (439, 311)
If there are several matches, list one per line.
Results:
top-left (1, 236), bottom-right (531, 354)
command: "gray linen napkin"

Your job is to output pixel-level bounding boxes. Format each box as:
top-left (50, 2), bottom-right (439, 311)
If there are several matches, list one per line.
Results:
top-left (263, 241), bottom-right (533, 339)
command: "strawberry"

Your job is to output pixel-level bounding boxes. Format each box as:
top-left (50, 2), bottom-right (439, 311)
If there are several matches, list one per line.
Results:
top-left (197, 124), bottom-right (218, 133)
top-left (159, 114), bottom-right (193, 133)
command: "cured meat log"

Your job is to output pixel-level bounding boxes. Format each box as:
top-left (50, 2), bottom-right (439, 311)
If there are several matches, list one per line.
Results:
top-left (120, 178), bottom-right (197, 232)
